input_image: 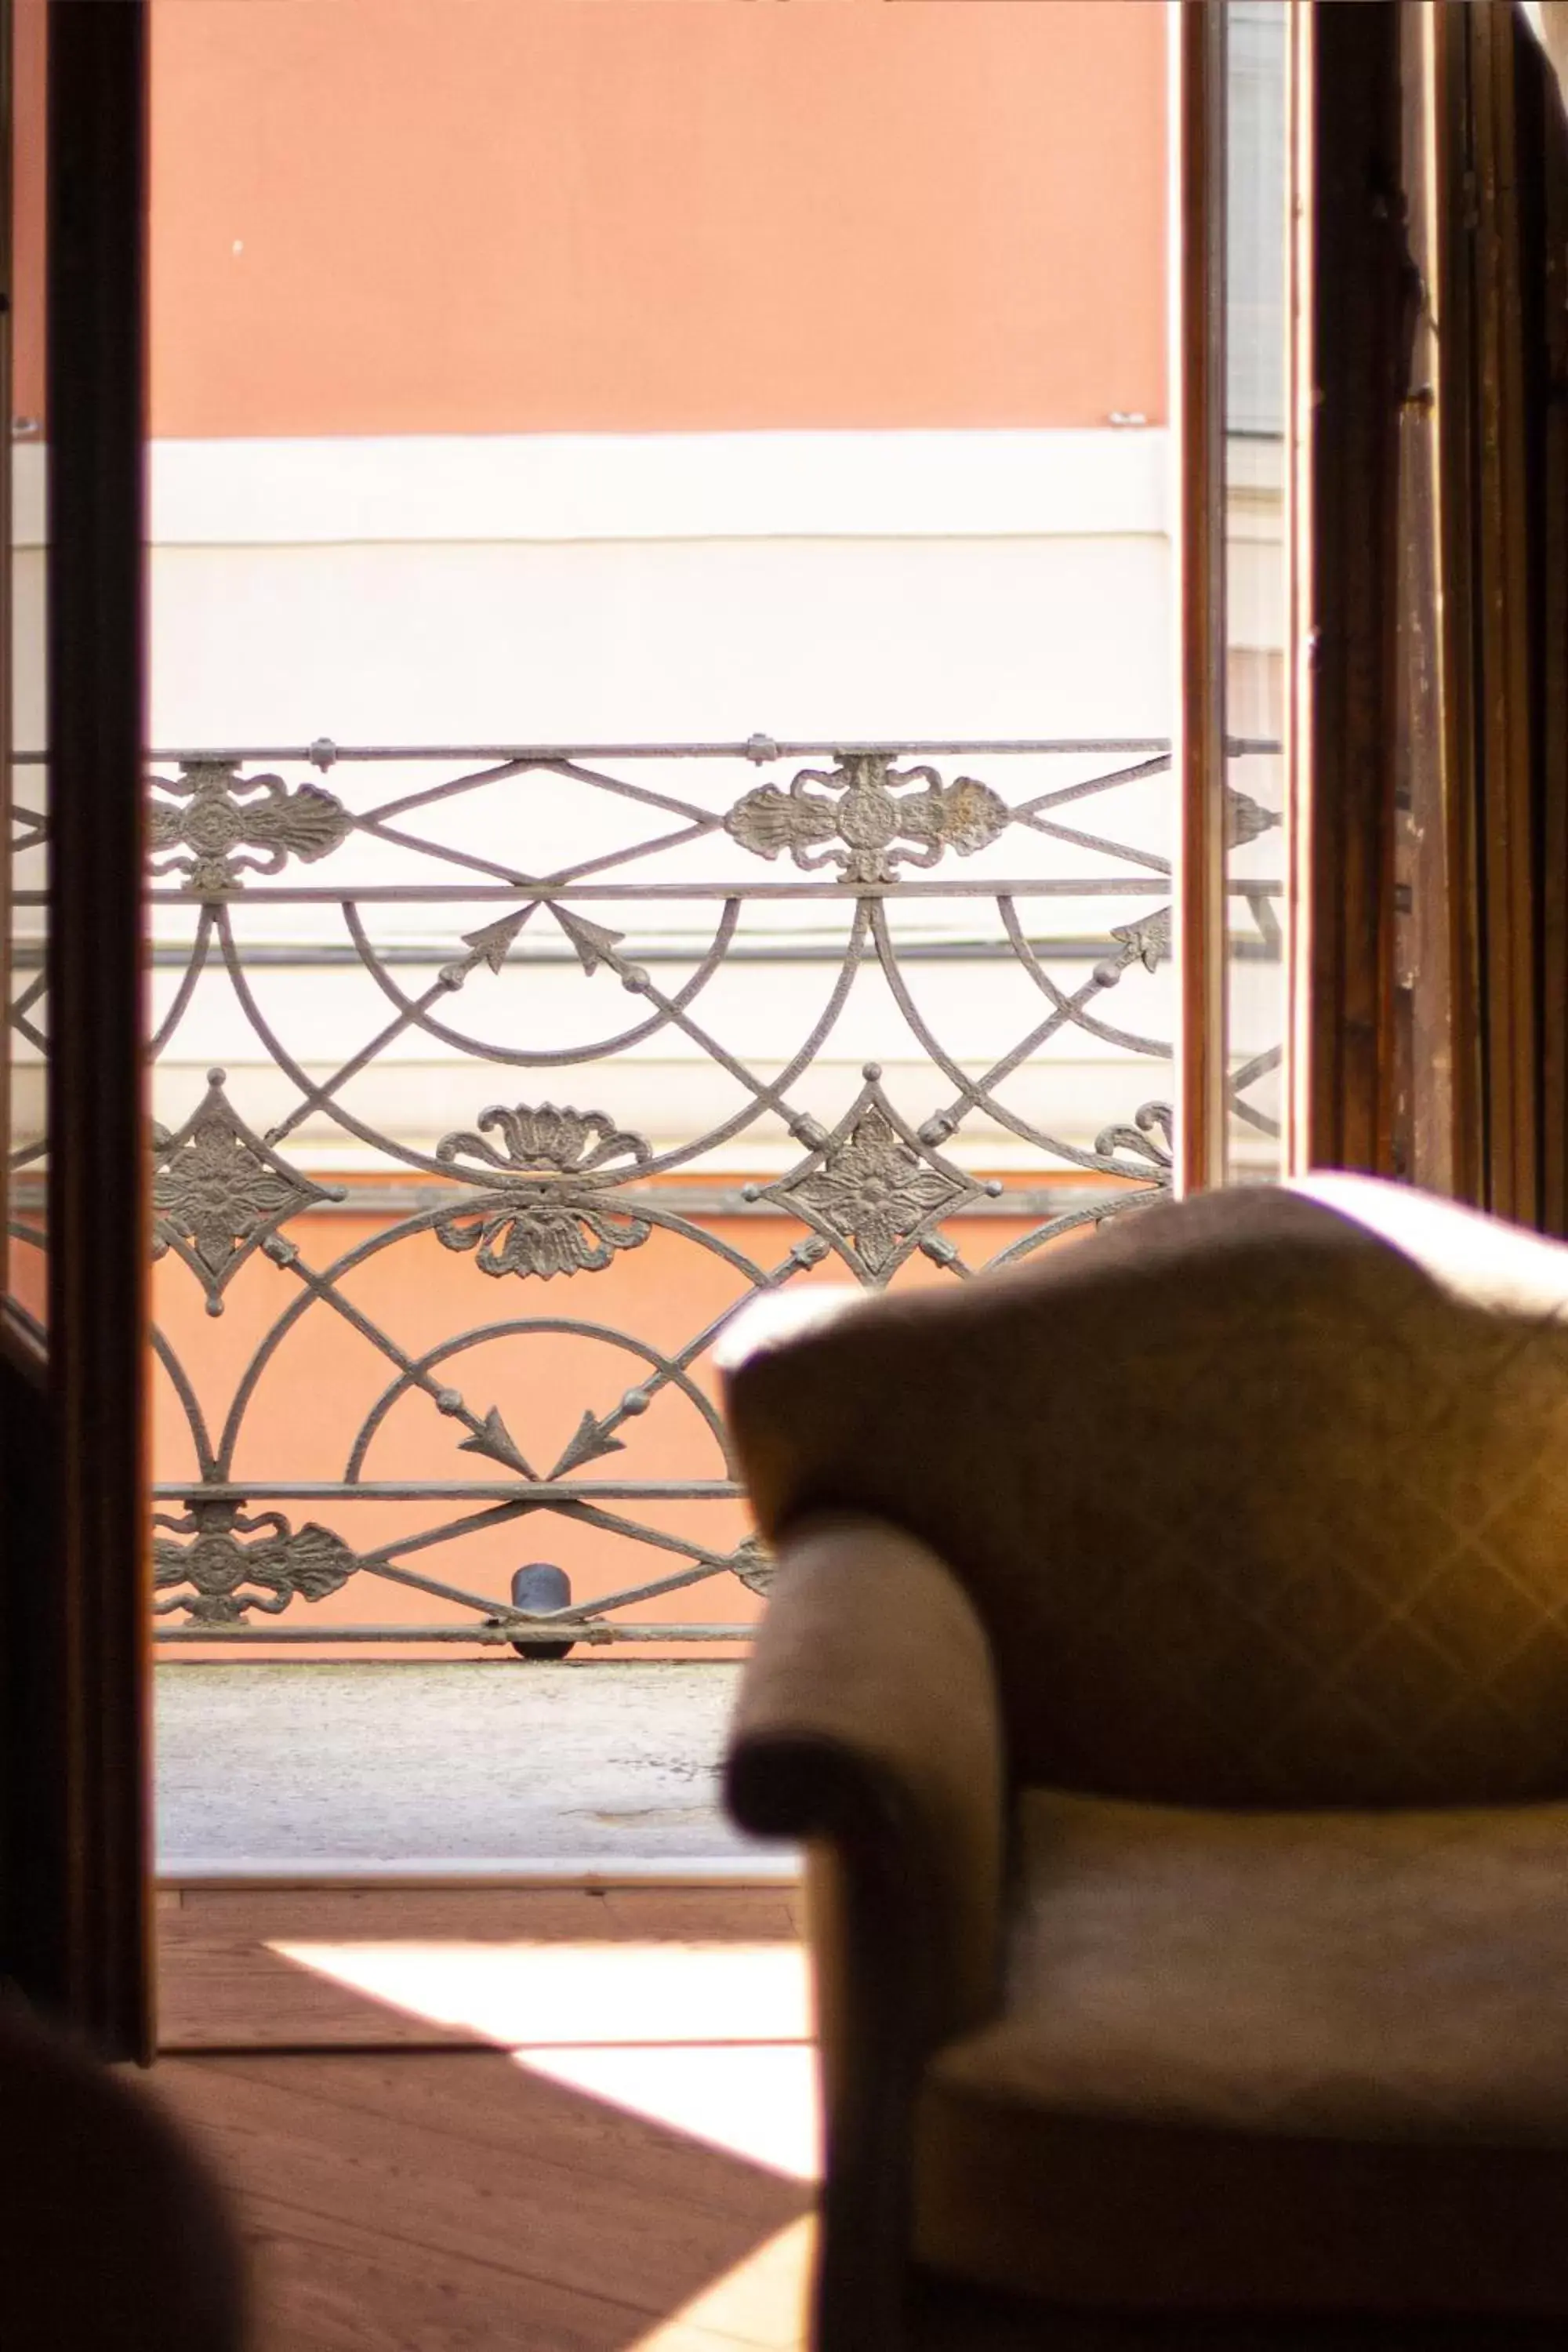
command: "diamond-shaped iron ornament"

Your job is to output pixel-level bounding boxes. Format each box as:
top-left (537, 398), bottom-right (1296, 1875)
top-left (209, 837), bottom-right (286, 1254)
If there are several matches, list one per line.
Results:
top-left (152, 1068), bottom-right (343, 1315)
top-left (753, 1067), bottom-right (994, 1280)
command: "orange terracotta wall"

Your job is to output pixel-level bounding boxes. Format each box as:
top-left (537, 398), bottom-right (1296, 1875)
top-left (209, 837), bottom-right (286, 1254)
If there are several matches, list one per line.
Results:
top-left (147, 0), bottom-right (1167, 438)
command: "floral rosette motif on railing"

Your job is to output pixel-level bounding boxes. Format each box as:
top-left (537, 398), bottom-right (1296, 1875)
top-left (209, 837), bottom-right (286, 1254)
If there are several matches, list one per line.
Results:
top-left (148, 758), bottom-right (353, 895)
top-left (433, 1103), bottom-right (654, 1279)
top-left (151, 1069), bottom-right (344, 1314)
top-left (725, 752), bottom-right (1009, 884)
top-left (753, 1067), bottom-right (1001, 1280)
top-left (153, 1500), bottom-right (364, 1623)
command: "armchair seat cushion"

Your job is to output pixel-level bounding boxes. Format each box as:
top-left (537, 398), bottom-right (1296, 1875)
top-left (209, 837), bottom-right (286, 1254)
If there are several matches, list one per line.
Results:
top-left (914, 1789), bottom-right (1568, 2316)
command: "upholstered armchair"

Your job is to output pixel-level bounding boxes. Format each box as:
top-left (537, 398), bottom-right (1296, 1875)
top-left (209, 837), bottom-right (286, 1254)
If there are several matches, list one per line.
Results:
top-left (720, 1177), bottom-right (1568, 2350)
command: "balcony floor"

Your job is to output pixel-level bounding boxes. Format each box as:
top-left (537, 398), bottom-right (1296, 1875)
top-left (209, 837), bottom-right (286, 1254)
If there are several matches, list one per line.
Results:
top-left (154, 1886), bottom-right (1053, 2350)
top-left (155, 1882), bottom-right (816, 2349)
top-left (155, 1661), bottom-right (775, 1878)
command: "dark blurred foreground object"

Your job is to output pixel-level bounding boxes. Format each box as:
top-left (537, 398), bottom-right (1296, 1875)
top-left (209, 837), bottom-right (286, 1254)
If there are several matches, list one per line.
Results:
top-left (508, 1561), bottom-right (576, 1660)
top-left (723, 1178), bottom-right (1568, 2350)
top-left (0, 1997), bottom-right (246, 2348)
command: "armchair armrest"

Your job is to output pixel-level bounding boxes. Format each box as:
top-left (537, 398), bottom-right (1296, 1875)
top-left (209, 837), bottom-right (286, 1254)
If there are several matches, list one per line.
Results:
top-left (728, 1510), bottom-right (1005, 2039)
top-left (725, 1512), bottom-right (1005, 2351)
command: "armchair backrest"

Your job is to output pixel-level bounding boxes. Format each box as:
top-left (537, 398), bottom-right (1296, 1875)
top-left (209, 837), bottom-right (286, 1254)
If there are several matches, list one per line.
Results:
top-left (722, 1178), bottom-right (1568, 1806)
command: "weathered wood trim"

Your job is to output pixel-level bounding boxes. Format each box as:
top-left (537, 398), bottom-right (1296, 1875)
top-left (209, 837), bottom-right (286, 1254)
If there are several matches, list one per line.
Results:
top-left (1299, 0), bottom-right (1403, 1173)
top-left (1176, 0), bottom-right (1229, 1196)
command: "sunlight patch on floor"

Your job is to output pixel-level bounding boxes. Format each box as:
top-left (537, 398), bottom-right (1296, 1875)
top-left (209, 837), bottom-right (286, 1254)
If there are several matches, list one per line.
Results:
top-left (267, 1937), bottom-right (811, 2045)
top-left (515, 2042), bottom-right (818, 2180)
top-left (267, 1935), bottom-right (820, 2179)
top-left (626, 2217), bottom-right (815, 2351)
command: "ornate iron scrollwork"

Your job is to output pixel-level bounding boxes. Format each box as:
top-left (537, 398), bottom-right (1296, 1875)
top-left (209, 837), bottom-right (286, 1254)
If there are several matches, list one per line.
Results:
top-left (114, 732), bottom-right (1279, 1649)
top-left (1095, 1100), bottom-right (1174, 1178)
top-left (152, 1069), bottom-right (343, 1314)
top-left (1225, 782), bottom-right (1279, 848)
top-left (154, 1500), bottom-right (363, 1622)
top-left (1097, 906), bottom-right (1173, 987)
top-left (730, 1537), bottom-right (775, 1596)
top-left (757, 1068), bottom-right (996, 1279)
top-left (150, 758), bottom-right (352, 895)
top-left (433, 1103), bottom-right (653, 1278)
top-left (726, 753), bottom-right (1008, 884)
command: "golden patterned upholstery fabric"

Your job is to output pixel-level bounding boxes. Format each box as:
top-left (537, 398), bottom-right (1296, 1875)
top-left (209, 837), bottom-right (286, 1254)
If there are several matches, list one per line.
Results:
top-left (913, 1788), bottom-right (1568, 2313)
top-left (724, 1179), bottom-right (1568, 1805)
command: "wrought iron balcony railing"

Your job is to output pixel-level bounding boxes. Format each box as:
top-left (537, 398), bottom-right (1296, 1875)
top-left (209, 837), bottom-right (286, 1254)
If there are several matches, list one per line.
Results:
top-left (7, 734), bottom-right (1282, 1650)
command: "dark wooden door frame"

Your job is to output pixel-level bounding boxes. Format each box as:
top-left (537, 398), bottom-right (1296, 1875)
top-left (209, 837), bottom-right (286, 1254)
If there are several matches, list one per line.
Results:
top-left (1, 0), bottom-right (151, 2061)
top-left (1294, 0), bottom-right (1405, 1178)
top-left (1403, 0), bottom-right (1568, 1234)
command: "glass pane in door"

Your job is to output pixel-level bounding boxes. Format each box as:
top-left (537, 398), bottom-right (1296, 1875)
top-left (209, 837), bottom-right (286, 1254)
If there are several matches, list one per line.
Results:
top-left (1224, 0), bottom-right (1290, 1175)
top-left (5, 0), bottom-right (45, 1323)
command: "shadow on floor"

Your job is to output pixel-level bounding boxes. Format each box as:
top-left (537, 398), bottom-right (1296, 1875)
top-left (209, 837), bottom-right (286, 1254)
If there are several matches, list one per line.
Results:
top-left (153, 1886), bottom-right (815, 2352)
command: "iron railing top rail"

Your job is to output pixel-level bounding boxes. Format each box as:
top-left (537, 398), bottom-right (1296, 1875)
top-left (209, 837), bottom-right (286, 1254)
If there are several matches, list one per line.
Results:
top-left (16, 730), bottom-right (1290, 765)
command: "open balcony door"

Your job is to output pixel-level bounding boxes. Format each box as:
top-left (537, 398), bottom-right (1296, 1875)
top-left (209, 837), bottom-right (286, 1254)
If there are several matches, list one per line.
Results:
top-left (0, 0), bottom-right (1403, 2057)
top-left (0, 1), bottom-right (151, 2060)
top-left (1177, 0), bottom-right (1403, 1190)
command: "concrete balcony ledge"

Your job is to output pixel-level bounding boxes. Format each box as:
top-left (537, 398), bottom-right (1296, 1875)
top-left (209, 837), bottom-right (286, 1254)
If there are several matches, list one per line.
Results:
top-left (154, 1660), bottom-right (790, 1882)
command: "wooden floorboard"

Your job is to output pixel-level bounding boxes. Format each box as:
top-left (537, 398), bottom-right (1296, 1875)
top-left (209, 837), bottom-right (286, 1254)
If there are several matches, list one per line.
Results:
top-left (153, 1889), bottom-right (1568, 2352)
top-left (156, 2050), bottom-right (810, 2339)
top-left (160, 1886), bottom-right (804, 2052)
top-left (151, 1886), bottom-right (815, 2350)
top-left (154, 2048), bottom-right (811, 2351)
top-left (165, 1886), bottom-right (804, 1940)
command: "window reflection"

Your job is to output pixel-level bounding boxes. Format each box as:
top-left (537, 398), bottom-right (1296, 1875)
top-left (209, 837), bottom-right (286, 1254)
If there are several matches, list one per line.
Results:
top-left (1224, 0), bottom-right (1289, 1176)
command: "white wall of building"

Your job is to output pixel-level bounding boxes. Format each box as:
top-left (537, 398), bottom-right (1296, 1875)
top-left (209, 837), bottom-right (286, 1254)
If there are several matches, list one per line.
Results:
top-left (133, 428), bottom-right (1171, 747)
top-left (13, 426), bottom-right (1246, 1174)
